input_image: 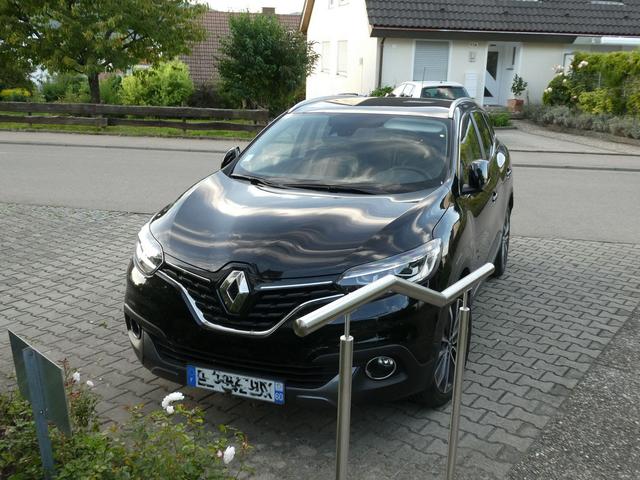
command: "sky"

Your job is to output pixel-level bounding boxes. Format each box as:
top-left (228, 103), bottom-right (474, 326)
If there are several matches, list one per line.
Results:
top-left (205, 0), bottom-right (305, 14)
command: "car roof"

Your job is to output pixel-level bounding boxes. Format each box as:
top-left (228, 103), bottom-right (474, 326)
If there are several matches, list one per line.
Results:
top-left (404, 81), bottom-right (466, 88)
top-left (290, 95), bottom-right (478, 119)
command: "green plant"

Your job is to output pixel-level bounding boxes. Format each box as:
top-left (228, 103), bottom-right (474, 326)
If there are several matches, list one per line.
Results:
top-left (0, 88), bottom-right (31, 102)
top-left (121, 60), bottom-right (194, 106)
top-left (510, 74), bottom-right (528, 98)
top-left (100, 75), bottom-right (123, 105)
top-left (370, 85), bottom-right (394, 97)
top-left (542, 74), bottom-right (573, 107)
top-left (188, 83), bottom-right (237, 109)
top-left (41, 74), bottom-right (89, 103)
top-left (0, 361), bottom-right (249, 479)
top-left (577, 88), bottom-right (617, 114)
top-left (218, 12), bottom-right (319, 116)
top-left (489, 112), bottom-right (511, 127)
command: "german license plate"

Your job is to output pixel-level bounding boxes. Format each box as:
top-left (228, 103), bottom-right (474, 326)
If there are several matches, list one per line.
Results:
top-left (186, 365), bottom-right (285, 405)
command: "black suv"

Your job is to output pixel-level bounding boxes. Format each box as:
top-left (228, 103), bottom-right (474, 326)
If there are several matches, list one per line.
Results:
top-left (124, 96), bottom-right (513, 407)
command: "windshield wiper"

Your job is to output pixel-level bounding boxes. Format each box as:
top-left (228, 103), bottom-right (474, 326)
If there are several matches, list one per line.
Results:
top-left (229, 174), bottom-right (282, 188)
top-left (282, 183), bottom-right (377, 195)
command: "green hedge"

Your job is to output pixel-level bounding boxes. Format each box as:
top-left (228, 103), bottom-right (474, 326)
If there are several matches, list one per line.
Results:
top-left (543, 51), bottom-right (640, 116)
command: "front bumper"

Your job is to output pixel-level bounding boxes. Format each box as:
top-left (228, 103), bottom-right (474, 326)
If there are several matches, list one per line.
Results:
top-left (124, 261), bottom-right (446, 406)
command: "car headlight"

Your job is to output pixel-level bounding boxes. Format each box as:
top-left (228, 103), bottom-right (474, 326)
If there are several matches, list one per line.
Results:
top-left (133, 222), bottom-right (164, 276)
top-left (337, 239), bottom-right (441, 288)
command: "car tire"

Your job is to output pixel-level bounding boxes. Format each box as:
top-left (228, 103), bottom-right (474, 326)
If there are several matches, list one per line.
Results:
top-left (493, 208), bottom-right (511, 278)
top-left (414, 297), bottom-right (471, 408)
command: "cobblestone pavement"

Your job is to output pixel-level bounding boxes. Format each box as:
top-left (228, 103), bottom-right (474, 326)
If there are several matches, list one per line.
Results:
top-left (1, 202), bottom-right (639, 479)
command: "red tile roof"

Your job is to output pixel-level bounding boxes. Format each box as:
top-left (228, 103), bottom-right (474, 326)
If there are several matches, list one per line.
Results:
top-left (181, 10), bottom-right (301, 86)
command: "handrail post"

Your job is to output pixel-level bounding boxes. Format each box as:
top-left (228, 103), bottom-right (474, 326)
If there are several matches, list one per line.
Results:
top-left (446, 290), bottom-right (471, 480)
top-left (335, 313), bottom-right (353, 480)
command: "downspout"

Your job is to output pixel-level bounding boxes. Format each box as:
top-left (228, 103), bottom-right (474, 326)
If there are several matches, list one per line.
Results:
top-left (377, 37), bottom-right (386, 88)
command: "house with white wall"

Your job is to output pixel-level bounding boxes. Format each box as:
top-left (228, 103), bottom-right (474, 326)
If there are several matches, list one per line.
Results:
top-left (300, 0), bottom-right (640, 106)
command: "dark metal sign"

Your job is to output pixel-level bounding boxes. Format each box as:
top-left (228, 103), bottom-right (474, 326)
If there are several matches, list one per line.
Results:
top-left (8, 330), bottom-right (72, 479)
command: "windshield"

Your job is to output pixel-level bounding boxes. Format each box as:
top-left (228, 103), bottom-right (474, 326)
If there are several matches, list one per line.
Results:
top-left (421, 86), bottom-right (469, 100)
top-left (232, 112), bottom-right (451, 194)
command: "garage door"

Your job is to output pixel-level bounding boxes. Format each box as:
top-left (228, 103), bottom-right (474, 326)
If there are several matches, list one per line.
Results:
top-left (413, 41), bottom-right (449, 81)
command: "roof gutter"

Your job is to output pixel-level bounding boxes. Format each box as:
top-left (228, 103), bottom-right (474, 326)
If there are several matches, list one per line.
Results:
top-left (377, 37), bottom-right (386, 89)
top-left (370, 25), bottom-right (639, 38)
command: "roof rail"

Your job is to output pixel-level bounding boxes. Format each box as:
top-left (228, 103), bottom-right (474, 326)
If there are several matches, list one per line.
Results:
top-left (448, 97), bottom-right (475, 118)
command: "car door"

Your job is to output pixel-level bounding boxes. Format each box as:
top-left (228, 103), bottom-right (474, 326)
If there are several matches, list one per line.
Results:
top-left (472, 111), bottom-right (503, 262)
top-left (457, 113), bottom-right (494, 267)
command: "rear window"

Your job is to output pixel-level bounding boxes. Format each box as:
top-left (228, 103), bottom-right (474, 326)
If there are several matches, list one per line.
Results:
top-left (421, 86), bottom-right (469, 100)
top-left (233, 112), bottom-right (452, 194)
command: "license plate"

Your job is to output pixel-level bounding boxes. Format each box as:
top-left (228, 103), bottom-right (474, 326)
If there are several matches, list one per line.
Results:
top-left (186, 365), bottom-right (285, 405)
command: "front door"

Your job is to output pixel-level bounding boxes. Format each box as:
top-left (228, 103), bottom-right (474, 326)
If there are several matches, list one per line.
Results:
top-left (484, 47), bottom-right (501, 105)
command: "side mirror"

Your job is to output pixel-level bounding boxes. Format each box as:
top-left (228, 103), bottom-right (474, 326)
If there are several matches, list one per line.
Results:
top-left (468, 159), bottom-right (490, 191)
top-left (221, 147), bottom-right (241, 169)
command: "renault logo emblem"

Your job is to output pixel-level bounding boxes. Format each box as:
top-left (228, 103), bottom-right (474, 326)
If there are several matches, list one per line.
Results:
top-left (219, 270), bottom-right (250, 313)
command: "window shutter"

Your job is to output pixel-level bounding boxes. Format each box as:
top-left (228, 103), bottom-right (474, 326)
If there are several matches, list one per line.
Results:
top-left (413, 41), bottom-right (449, 81)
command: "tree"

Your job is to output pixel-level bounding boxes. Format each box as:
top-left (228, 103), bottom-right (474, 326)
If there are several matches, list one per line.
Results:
top-left (218, 13), bottom-right (319, 115)
top-left (0, 0), bottom-right (206, 103)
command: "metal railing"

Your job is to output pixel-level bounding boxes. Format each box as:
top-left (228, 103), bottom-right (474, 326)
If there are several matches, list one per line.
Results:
top-left (293, 263), bottom-right (495, 480)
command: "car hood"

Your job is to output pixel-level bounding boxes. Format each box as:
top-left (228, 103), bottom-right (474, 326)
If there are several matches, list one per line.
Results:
top-left (151, 172), bottom-right (449, 279)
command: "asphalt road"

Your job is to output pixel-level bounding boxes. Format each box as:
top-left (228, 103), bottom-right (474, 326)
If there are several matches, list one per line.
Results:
top-left (1, 129), bottom-right (639, 243)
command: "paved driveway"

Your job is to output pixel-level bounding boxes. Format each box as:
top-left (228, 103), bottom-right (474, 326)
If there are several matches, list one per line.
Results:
top-left (1, 128), bottom-right (639, 479)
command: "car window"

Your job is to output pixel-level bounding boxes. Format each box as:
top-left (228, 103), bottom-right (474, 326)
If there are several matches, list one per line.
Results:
top-left (389, 84), bottom-right (405, 97)
top-left (421, 86), bottom-right (469, 100)
top-left (402, 84), bottom-right (415, 97)
top-left (472, 111), bottom-right (494, 158)
top-left (459, 115), bottom-right (483, 185)
top-left (233, 112), bottom-right (452, 194)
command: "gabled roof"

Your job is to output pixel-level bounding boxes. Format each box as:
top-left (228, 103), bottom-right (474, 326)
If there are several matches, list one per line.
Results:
top-left (182, 10), bottom-right (301, 85)
top-left (300, 0), bottom-right (640, 38)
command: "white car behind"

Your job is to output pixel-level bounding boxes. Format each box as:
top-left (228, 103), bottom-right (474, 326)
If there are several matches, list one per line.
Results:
top-left (388, 81), bottom-right (470, 100)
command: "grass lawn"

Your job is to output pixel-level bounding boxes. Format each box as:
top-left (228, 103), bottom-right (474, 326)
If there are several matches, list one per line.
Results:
top-left (0, 111), bottom-right (258, 140)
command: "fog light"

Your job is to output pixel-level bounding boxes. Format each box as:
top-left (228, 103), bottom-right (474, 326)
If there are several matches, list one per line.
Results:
top-left (365, 356), bottom-right (397, 380)
top-left (127, 316), bottom-right (142, 339)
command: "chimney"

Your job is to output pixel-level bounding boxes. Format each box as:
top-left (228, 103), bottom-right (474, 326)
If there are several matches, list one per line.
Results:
top-left (262, 7), bottom-right (276, 15)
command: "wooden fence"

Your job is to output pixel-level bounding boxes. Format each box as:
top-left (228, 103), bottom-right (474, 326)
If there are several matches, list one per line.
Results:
top-left (0, 102), bottom-right (269, 133)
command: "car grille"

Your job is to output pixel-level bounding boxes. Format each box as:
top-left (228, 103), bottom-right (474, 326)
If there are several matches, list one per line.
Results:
top-left (160, 263), bottom-right (341, 332)
top-left (153, 336), bottom-right (338, 388)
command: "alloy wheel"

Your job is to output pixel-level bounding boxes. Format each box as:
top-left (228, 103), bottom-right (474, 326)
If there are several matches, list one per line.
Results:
top-left (501, 214), bottom-right (510, 267)
top-left (433, 298), bottom-right (462, 394)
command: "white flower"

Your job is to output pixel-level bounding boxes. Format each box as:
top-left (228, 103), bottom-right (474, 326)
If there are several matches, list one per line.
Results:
top-left (545, 87), bottom-right (553, 94)
top-left (165, 405), bottom-right (175, 414)
top-left (161, 391), bottom-right (185, 409)
top-left (552, 64), bottom-right (564, 74)
top-left (216, 450), bottom-right (223, 458)
top-left (563, 79), bottom-right (568, 84)
top-left (72, 371), bottom-right (81, 383)
top-left (223, 446), bottom-right (235, 464)
top-left (86, 380), bottom-right (94, 387)
top-left (578, 60), bottom-right (589, 69)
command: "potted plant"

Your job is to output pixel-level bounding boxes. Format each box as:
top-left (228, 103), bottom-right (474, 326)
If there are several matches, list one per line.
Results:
top-left (507, 74), bottom-right (528, 113)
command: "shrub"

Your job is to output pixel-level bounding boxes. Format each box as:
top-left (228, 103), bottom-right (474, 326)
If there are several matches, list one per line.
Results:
top-left (41, 74), bottom-right (89, 103)
top-left (370, 85), bottom-right (394, 97)
top-left (489, 112), bottom-right (511, 127)
top-left (188, 83), bottom-right (237, 108)
top-left (121, 60), bottom-right (194, 106)
top-left (542, 74), bottom-right (573, 107)
top-left (577, 88), bottom-right (617, 115)
top-left (511, 74), bottom-right (527, 97)
top-left (100, 75), bottom-right (123, 105)
top-left (0, 361), bottom-right (249, 479)
top-left (0, 87), bottom-right (31, 101)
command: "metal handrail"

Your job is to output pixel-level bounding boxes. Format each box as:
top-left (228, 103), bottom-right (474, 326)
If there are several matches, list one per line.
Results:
top-left (293, 262), bottom-right (495, 480)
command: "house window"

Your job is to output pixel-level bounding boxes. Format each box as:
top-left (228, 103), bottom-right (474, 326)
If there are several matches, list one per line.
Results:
top-left (321, 42), bottom-right (331, 73)
top-left (413, 41), bottom-right (449, 82)
top-left (337, 40), bottom-right (348, 76)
